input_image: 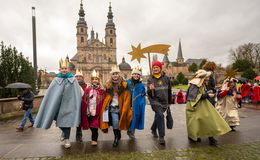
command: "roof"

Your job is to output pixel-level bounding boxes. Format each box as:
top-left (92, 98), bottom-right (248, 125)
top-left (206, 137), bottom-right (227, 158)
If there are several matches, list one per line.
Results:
top-left (119, 57), bottom-right (131, 70)
top-left (185, 59), bottom-right (204, 66)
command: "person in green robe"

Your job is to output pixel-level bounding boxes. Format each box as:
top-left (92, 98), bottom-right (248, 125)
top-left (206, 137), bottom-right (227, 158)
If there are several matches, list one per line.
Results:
top-left (186, 69), bottom-right (231, 146)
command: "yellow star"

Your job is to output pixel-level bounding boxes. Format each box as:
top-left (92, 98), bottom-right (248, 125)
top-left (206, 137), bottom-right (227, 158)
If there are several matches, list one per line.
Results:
top-left (128, 43), bottom-right (146, 63)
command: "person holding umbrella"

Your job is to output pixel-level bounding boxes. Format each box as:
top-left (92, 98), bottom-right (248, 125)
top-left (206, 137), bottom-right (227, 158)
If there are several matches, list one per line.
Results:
top-left (16, 88), bottom-right (35, 131)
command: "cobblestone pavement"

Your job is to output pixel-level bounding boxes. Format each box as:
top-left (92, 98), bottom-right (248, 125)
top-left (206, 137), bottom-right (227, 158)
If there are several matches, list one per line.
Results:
top-left (0, 103), bottom-right (259, 159)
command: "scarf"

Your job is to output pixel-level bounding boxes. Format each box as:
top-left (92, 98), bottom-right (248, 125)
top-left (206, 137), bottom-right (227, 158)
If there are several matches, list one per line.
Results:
top-left (57, 72), bottom-right (73, 78)
top-left (88, 86), bottom-right (99, 117)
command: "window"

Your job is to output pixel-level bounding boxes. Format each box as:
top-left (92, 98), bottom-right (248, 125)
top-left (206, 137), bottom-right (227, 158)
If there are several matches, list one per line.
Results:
top-left (80, 28), bottom-right (84, 33)
top-left (81, 37), bottom-right (84, 43)
top-left (88, 54), bottom-right (91, 59)
top-left (110, 38), bottom-right (113, 45)
top-left (110, 30), bottom-right (113, 34)
top-left (96, 56), bottom-right (99, 63)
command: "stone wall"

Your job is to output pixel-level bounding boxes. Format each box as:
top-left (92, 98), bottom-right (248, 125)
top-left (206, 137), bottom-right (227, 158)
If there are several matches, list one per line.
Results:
top-left (0, 96), bottom-right (43, 115)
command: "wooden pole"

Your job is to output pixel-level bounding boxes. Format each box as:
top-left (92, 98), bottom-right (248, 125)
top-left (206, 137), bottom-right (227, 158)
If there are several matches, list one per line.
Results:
top-left (147, 53), bottom-right (154, 96)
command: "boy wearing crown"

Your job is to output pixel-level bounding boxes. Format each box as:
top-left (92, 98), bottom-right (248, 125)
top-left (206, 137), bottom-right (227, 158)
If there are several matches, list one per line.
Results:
top-left (73, 69), bottom-right (87, 142)
top-left (147, 61), bottom-right (172, 145)
top-left (34, 59), bottom-right (82, 149)
top-left (81, 70), bottom-right (105, 146)
top-left (216, 78), bottom-right (241, 131)
top-left (126, 67), bottom-right (146, 139)
top-left (99, 65), bottom-right (132, 147)
top-left (186, 69), bottom-right (231, 146)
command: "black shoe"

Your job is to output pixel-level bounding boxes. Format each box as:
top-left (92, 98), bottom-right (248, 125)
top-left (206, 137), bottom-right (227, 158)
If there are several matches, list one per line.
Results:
top-left (159, 137), bottom-right (165, 145)
top-left (151, 130), bottom-right (158, 138)
top-left (230, 126), bottom-right (236, 132)
top-left (208, 137), bottom-right (218, 146)
top-left (188, 137), bottom-right (197, 143)
top-left (197, 138), bottom-right (201, 142)
top-left (127, 131), bottom-right (135, 139)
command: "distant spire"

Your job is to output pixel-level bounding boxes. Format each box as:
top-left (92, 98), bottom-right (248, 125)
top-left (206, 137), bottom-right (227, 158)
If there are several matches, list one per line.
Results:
top-left (106, 2), bottom-right (115, 28)
top-left (122, 57), bottom-right (126, 63)
top-left (91, 28), bottom-right (94, 40)
top-left (77, 0), bottom-right (87, 26)
top-left (162, 55), bottom-right (170, 63)
top-left (96, 32), bottom-right (99, 40)
top-left (177, 39), bottom-right (183, 59)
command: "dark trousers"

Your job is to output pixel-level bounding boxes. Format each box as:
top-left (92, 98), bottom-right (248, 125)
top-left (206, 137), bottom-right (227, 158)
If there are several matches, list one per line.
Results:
top-left (90, 127), bottom-right (98, 141)
top-left (60, 127), bottom-right (71, 139)
top-left (76, 125), bottom-right (82, 137)
top-left (151, 105), bottom-right (166, 137)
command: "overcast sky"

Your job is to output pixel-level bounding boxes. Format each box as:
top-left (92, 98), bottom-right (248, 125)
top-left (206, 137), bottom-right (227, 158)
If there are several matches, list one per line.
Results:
top-left (1, 0), bottom-right (260, 74)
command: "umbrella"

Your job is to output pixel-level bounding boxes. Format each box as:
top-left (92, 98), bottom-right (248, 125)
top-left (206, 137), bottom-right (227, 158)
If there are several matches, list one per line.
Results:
top-left (5, 82), bottom-right (32, 89)
top-left (255, 76), bottom-right (260, 80)
top-left (237, 77), bottom-right (248, 82)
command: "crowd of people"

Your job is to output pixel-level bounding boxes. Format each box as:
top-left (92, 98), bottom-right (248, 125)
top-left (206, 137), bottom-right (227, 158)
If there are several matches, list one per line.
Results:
top-left (15, 60), bottom-right (259, 149)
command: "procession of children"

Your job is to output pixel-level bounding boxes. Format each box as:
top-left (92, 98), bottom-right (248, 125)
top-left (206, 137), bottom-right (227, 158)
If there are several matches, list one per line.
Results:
top-left (23, 60), bottom-right (255, 149)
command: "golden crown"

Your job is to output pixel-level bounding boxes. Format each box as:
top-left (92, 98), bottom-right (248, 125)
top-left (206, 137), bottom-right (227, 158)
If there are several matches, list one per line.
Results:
top-left (110, 65), bottom-right (120, 74)
top-left (92, 69), bottom-right (100, 78)
top-left (132, 66), bottom-right (142, 75)
top-left (75, 68), bottom-right (83, 77)
top-left (59, 58), bottom-right (69, 68)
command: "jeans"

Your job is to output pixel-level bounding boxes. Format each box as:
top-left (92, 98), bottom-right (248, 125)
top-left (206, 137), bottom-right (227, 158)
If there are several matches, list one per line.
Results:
top-left (20, 108), bottom-right (34, 128)
top-left (151, 105), bottom-right (166, 137)
top-left (60, 127), bottom-right (71, 139)
top-left (111, 112), bottom-right (119, 129)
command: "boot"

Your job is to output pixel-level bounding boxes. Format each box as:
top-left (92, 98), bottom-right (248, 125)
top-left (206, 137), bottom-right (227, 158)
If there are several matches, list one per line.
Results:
top-left (118, 130), bottom-right (121, 140)
top-left (113, 129), bottom-right (120, 147)
top-left (230, 126), bottom-right (236, 132)
top-left (208, 137), bottom-right (218, 146)
top-left (16, 127), bottom-right (24, 132)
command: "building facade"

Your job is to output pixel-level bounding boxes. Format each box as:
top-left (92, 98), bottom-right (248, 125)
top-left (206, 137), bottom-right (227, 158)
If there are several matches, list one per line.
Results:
top-left (68, 2), bottom-right (131, 84)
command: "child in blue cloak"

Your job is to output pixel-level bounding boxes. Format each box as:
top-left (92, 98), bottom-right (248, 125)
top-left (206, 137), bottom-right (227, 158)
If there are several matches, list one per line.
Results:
top-left (126, 67), bottom-right (146, 139)
top-left (34, 59), bottom-right (82, 149)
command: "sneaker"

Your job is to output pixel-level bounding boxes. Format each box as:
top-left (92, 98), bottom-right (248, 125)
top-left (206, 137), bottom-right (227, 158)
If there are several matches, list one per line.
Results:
top-left (60, 132), bottom-right (64, 141)
top-left (64, 139), bottom-right (71, 149)
top-left (28, 123), bottom-right (34, 128)
top-left (16, 127), bottom-right (24, 132)
top-left (159, 137), bottom-right (165, 145)
top-left (91, 141), bottom-right (98, 146)
top-left (127, 131), bottom-right (135, 139)
top-left (151, 130), bottom-right (158, 138)
top-left (76, 135), bottom-right (83, 142)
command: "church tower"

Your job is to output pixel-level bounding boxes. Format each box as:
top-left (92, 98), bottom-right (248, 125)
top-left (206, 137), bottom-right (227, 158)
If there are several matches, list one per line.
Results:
top-left (105, 2), bottom-right (116, 49)
top-left (76, 0), bottom-right (88, 48)
top-left (176, 40), bottom-right (184, 64)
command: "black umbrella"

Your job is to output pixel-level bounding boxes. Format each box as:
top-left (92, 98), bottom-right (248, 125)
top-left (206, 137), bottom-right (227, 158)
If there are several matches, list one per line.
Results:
top-left (5, 82), bottom-right (32, 89)
top-left (237, 77), bottom-right (248, 82)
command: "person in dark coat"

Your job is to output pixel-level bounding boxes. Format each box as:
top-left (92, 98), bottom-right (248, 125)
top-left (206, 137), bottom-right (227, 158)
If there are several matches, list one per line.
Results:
top-left (202, 61), bottom-right (217, 106)
top-left (16, 88), bottom-right (35, 131)
top-left (147, 61), bottom-right (172, 145)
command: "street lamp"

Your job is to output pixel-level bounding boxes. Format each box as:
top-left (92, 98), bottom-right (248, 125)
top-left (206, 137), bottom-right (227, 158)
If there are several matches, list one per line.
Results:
top-left (32, 7), bottom-right (38, 94)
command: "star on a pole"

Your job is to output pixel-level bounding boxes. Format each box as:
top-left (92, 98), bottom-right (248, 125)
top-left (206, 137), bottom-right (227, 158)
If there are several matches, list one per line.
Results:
top-left (128, 43), bottom-right (147, 63)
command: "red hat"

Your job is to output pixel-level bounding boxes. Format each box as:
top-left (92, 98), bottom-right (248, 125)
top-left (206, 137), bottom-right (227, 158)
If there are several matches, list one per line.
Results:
top-left (152, 61), bottom-right (162, 69)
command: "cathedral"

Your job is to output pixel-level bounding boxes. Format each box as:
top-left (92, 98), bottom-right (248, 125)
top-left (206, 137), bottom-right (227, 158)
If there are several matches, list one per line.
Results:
top-left (66, 1), bottom-right (131, 84)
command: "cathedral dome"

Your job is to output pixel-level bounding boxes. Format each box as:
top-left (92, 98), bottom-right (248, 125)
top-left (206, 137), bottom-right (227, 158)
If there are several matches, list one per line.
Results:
top-left (119, 57), bottom-right (131, 70)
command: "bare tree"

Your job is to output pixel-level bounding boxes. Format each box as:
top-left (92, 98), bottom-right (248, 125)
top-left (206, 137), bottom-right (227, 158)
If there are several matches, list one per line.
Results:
top-left (229, 43), bottom-right (260, 68)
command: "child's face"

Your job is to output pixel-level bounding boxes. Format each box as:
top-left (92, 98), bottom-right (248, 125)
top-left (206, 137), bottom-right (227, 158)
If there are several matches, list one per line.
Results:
top-left (91, 77), bottom-right (99, 85)
top-left (132, 73), bottom-right (140, 80)
top-left (152, 66), bottom-right (161, 74)
top-left (111, 73), bottom-right (119, 81)
top-left (75, 75), bottom-right (83, 82)
top-left (60, 67), bottom-right (68, 74)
